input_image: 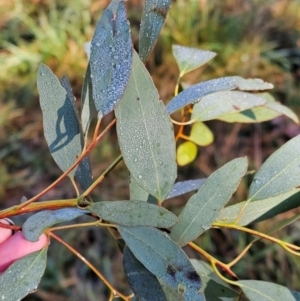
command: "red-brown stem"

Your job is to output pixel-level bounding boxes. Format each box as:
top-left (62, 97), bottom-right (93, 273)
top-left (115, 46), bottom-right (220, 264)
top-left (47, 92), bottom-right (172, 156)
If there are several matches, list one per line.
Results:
top-left (0, 199), bottom-right (78, 219)
top-left (188, 242), bottom-right (238, 279)
top-left (13, 119), bottom-right (117, 210)
top-left (49, 232), bottom-right (129, 300)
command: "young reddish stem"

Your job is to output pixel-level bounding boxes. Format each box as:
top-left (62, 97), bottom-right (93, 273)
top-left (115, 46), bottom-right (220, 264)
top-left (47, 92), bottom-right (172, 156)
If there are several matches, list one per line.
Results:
top-left (16, 118), bottom-right (116, 210)
top-left (0, 199), bottom-right (78, 219)
top-left (188, 242), bottom-right (238, 279)
top-left (49, 232), bottom-right (130, 300)
top-left (82, 154), bottom-right (123, 197)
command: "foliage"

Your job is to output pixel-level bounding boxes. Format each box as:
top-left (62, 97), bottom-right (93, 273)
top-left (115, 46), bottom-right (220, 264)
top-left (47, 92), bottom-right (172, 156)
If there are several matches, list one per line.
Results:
top-left (1, 0), bottom-right (300, 300)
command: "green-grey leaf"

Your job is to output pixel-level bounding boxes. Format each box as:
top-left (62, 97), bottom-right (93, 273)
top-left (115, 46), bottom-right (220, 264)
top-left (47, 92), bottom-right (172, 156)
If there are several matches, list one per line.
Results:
top-left (238, 280), bottom-right (296, 301)
top-left (123, 246), bottom-right (167, 301)
top-left (172, 45), bottom-right (216, 76)
top-left (191, 91), bottom-right (266, 122)
top-left (130, 174), bottom-right (150, 202)
top-left (119, 226), bottom-right (206, 301)
top-left (90, 0), bottom-right (132, 116)
top-left (139, 0), bottom-right (171, 62)
top-left (37, 64), bottom-right (83, 177)
top-left (159, 282), bottom-right (185, 301)
top-left (81, 64), bottom-right (96, 137)
top-left (170, 157), bottom-right (247, 246)
top-left (0, 248), bottom-right (47, 301)
top-left (60, 75), bottom-right (93, 190)
top-left (129, 175), bottom-right (158, 204)
top-left (75, 156), bottom-right (93, 190)
top-left (217, 107), bottom-right (280, 123)
top-left (166, 76), bottom-right (273, 114)
top-left (190, 259), bottom-right (239, 301)
top-left (23, 208), bottom-right (88, 242)
top-left (88, 200), bottom-right (178, 228)
top-left (216, 189), bottom-right (300, 226)
top-left (166, 179), bottom-right (206, 199)
top-left (115, 51), bottom-right (177, 201)
top-left (249, 134), bottom-right (300, 201)
top-left (218, 92), bottom-right (298, 123)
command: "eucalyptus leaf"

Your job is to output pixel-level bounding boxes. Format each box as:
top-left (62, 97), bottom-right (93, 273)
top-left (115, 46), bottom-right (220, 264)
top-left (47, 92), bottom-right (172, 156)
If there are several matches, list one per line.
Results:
top-left (167, 76), bottom-right (273, 114)
top-left (215, 189), bottom-right (300, 226)
top-left (139, 0), bottom-right (172, 62)
top-left (119, 226), bottom-right (206, 301)
top-left (90, 0), bottom-right (132, 116)
top-left (88, 201), bottom-right (178, 228)
top-left (37, 64), bottom-right (83, 177)
top-left (218, 92), bottom-right (298, 123)
top-left (130, 174), bottom-right (149, 202)
top-left (189, 122), bottom-right (214, 146)
top-left (177, 141), bottom-right (198, 166)
top-left (218, 107), bottom-right (280, 123)
top-left (172, 45), bottom-right (216, 76)
top-left (170, 157), bottom-right (248, 246)
top-left (0, 248), bottom-right (47, 301)
top-left (191, 91), bottom-right (266, 122)
top-left (23, 208), bottom-right (88, 242)
top-left (238, 280), bottom-right (297, 301)
top-left (60, 75), bottom-right (93, 190)
top-left (75, 156), bottom-right (93, 190)
top-left (249, 134), bottom-right (300, 201)
top-left (81, 64), bottom-right (96, 137)
top-left (123, 246), bottom-right (167, 301)
top-left (166, 178), bottom-right (206, 199)
top-left (130, 174), bottom-right (158, 204)
top-left (115, 51), bottom-right (177, 201)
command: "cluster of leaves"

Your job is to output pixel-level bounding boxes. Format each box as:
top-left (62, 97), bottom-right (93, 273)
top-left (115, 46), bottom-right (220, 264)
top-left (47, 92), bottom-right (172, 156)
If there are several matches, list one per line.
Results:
top-left (1, 1), bottom-right (300, 300)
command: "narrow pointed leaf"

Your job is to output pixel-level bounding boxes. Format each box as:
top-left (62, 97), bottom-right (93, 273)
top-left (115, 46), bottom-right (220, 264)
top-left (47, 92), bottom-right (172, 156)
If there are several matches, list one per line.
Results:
top-left (215, 189), bottom-right (300, 226)
top-left (123, 246), bottom-right (167, 301)
top-left (177, 141), bottom-right (198, 166)
top-left (81, 64), bottom-right (96, 137)
top-left (60, 75), bottom-right (93, 189)
top-left (189, 122), bottom-right (214, 146)
top-left (115, 52), bottom-right (177, 201)
top-left (23, 208), bottom-right (88, 242)
top-left (166, 178), bottom-right (206, 199)
top-left (37, 64), bottom-right (83, 177)
top-left (88, 201), bottom-right (178, 228)
top-left (238, 280), bottom-right (296, 301)
top-left (119, 226), bottom-right (206, 301)
top-left (218, 107), bottom-right (280, 123)
top-left (191, 91), bottom-right (266, 122)
top-left (167, 76), bottom-right (273, 114)
top-left (0, 248), bottom-right (47, 301)
top-left (75, 156), bottom-right (93, 190)
top-left (90, 0), bottom-right (132, 116)
top-left (139, 0), bottom-right (171, 62)
top-left (218, 93), bottom-right (298, 123)
top-left (249, 134), bottom-right (300, 201)
top-left (173, 45), bottom-right (216, 76)
top-left (171, 157), bottom-right (248, 246)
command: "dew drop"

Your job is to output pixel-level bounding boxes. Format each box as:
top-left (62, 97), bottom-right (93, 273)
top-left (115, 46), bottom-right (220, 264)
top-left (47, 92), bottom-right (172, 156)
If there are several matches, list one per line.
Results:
top-left (253, 178), bottom-right (261, 184)
top-left (134, 158), bottom-right (138, 162)
top-left (138, 175), bottom-right (143, 179)
top-left (96, 42), bottom-right (100, 47)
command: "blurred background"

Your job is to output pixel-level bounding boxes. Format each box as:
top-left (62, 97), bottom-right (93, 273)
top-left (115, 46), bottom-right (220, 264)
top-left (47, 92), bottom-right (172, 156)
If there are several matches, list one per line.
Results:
top-left (1, 0), bottom-right (300, 300)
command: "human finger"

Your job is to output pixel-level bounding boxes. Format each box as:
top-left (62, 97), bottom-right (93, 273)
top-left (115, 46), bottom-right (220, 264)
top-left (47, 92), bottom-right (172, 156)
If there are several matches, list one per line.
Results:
top-left (0, 231), bottom-right (48, 273)
top-left (0, 219), bottom-right (14, 245)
